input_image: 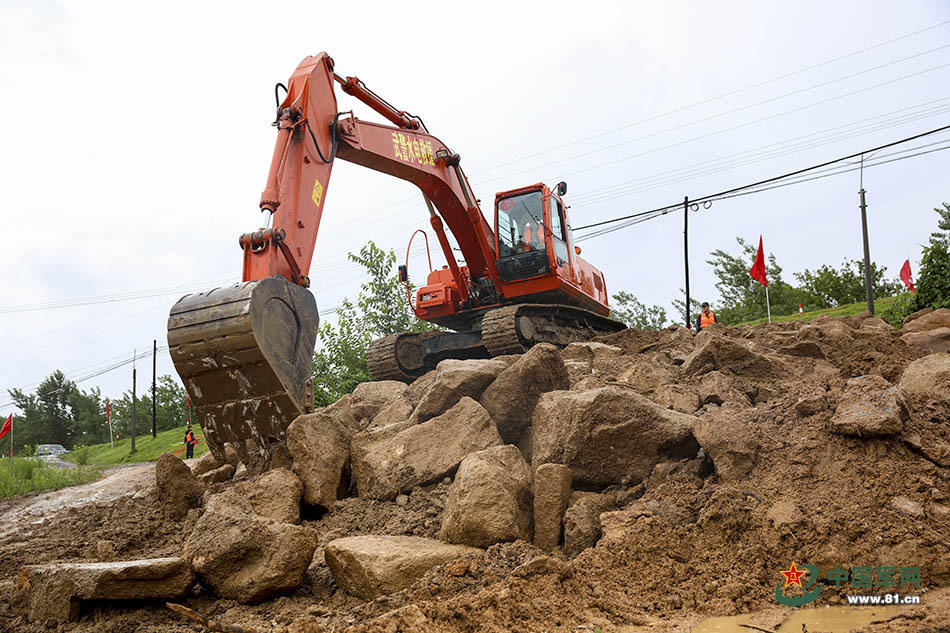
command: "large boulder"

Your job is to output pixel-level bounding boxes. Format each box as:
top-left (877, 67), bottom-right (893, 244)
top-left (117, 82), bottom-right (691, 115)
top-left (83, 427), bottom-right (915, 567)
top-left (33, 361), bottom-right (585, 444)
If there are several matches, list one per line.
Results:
top-left (325, 536), bottom-right (480, 599)
top-left (412, 359), bottom-right (508, 423)
top-left (560, 342), bottom-right (623, 372)
top-left (531, 386), bottom-right (699, 488)
top-left (190, 451), bottom-right (223, 477)
top-left (17, 558), bottom-right (194, 623)
top-left (439, 445), bottom-right (533, 548)
top-left (563, 492), bottom-right (616, 557)
top-left (693, 414), bottom-right (760, 482)
top-left (369, 397), bottom-right (414, 429)
top-left (196, 463), bottom-right (234, 486)
top-left (286, 410), bottom-right (351, 509)
top-left (901, 327), bottom-right (950, 354)
top-left (479, 344), bottom-right (569, 444)
top-left (902, 308), bottom-right (950, 333)
top-left (533, 463), bottom-right (572, 551)
top-left (353, 397), bottom-right (503, 500)
top-left (698, 371), bottom-right (751, 407)
top-left (351, 381), bottom-right (410, 423)
top-left (831, 375), bottom-right (909, 437)
top-left (616, 358), bottom-right (674, 394)
top-left (184, 491), bottom-right (318, 603)
top-left (682, 333), bottom-right (776, 376)
top-left (155, 453), bottom-right (203, 520)
top-left (232, 468), bottom-right (303, 524)
top-left (651, 383), bottom-right (701, 413)
top-left (900, 354), bottom-right (950, 400)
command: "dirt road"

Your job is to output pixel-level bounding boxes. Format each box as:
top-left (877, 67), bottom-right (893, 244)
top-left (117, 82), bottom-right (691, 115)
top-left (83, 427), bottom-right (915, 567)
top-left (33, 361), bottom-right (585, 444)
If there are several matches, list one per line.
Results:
top-left (0, 462), bottom-right (155, 540)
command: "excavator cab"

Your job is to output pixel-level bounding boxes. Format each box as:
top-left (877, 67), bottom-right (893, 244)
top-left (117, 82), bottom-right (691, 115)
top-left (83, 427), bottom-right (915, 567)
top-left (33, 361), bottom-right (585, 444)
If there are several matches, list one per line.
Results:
top-left (494, 182), bottom-right (573, 284)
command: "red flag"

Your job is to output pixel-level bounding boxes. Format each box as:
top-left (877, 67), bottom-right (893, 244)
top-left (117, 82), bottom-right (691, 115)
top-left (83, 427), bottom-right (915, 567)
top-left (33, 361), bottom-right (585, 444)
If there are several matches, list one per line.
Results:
top-left (106, 398), bottom-right (110, 425)
top-left (900, 259), bottom-right (915, 293)
top-left (749, 236), bottom-right (768, 287)
top-left (0, 414), bottom-right (11, 440)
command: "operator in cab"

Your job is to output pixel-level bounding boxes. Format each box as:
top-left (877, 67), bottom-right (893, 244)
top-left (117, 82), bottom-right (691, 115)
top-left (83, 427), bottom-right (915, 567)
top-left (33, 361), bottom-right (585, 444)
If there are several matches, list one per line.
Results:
top-left (695, 302), bottom-right (717, 331)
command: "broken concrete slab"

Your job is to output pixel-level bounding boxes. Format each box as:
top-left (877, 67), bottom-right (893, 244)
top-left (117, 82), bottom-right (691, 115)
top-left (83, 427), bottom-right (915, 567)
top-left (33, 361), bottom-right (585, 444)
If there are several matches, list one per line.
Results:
top-left (324, 535), bottom-right (480, 599)
top-left (440, 445), bottom-right (533, 548)
top-left (353, 397), bottom-right (502, 500)
top-left (17, 557), bottom-right (193, 623)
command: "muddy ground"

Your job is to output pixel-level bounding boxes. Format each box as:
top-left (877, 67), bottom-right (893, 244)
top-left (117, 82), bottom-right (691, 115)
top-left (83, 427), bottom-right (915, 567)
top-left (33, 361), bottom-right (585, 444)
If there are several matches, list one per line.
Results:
top-left (1, 315), bottom-right (949, 632)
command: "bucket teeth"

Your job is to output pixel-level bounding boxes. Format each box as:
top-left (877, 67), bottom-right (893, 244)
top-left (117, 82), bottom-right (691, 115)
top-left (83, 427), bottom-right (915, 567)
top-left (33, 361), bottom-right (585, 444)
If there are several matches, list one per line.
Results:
top-left (167, 277), bottom-right (319, 466)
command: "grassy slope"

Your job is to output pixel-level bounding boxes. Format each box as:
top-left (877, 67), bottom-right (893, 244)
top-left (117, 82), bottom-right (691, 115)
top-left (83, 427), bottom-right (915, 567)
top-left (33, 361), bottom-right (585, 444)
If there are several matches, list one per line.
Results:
top-left (73, 424), bottom-right (209, 466)
top-left (740, 296), bottom-right (897, 327)
top-left (0, 458), bottom-right (100, 499)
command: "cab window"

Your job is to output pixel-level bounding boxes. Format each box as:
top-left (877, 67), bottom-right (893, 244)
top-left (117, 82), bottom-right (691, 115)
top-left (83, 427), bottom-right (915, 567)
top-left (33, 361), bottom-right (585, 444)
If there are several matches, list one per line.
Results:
top-left (496, 191), bottom-right (544, 258)
top-left (549, 196), bottom-right (570, 262)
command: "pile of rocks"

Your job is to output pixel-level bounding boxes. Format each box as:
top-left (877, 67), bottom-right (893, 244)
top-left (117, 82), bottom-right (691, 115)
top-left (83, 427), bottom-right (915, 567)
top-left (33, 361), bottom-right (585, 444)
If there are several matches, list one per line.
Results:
top-left (15, 308), bottom-right (950, 625)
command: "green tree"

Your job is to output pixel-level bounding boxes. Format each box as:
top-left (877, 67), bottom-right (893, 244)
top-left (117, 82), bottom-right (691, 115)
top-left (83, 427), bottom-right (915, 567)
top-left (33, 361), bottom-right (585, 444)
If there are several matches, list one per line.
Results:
top-left (69, 386), bottom-right (107, 446)
top-left (928, 201), bottom-right (950, 246)
top-left (8, 371), bottom-right (77, 449)
top-left (312, 241), bottom-right (437, 406)
top-left (610, 291), bottom-right (667, 330)
top-left (794, 259), bottom-right (901, 308)
top-left (705, 237), bottom-right (804, 324)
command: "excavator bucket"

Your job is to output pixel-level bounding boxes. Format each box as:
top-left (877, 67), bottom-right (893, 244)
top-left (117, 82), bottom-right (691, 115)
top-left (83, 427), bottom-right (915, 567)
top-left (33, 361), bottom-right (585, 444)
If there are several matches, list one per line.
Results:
top-left (167, 277), bottom-right (318, 469)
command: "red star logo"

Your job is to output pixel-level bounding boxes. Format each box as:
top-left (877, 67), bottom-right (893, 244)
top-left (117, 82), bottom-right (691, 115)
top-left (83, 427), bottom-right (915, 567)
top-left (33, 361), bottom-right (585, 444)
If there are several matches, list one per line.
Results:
top-left (780, 562), bottom-right (807, 588)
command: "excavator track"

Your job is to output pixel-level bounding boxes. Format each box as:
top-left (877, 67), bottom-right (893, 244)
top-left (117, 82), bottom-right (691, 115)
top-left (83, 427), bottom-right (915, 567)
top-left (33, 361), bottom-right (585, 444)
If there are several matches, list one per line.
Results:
top-left (366, 333), bottom-right (429, 382)
top-left (482, 303), bottom-right (626, 356)
top-left (368, 303), bottom-right (625, 381)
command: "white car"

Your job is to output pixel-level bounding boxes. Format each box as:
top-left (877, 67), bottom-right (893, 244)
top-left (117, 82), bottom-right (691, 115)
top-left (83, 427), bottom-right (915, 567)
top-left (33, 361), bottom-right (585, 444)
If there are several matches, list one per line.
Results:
top-left (34, 444), bottom-right (68, 463)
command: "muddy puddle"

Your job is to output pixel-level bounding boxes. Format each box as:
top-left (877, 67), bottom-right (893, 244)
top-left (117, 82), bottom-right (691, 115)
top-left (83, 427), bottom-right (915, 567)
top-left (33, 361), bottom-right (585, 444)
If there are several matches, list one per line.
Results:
top-left (692, 604), bottom-right (904, 632)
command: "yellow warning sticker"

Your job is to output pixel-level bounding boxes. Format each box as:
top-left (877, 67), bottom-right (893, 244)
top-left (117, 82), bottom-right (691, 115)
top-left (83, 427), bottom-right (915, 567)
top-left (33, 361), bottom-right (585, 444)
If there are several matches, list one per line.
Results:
top-left (312, 178), bottom-right (324, 207)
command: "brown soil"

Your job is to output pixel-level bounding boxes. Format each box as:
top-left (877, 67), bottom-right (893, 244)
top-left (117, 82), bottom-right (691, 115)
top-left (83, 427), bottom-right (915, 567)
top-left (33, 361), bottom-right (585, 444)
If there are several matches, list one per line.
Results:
top-left (1, 317), bottom-right (949, 632)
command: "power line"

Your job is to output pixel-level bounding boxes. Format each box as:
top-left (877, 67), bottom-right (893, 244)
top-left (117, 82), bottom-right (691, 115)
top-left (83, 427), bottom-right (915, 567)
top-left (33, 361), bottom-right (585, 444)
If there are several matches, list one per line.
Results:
top-left (472, 19), bottom-right (950, 175)
top-left (569, 98), bottom-right (950, 208)
top-left (573, 124), bottom-right (950, 239)
top-left (477, 45), bottom-right (950, 186)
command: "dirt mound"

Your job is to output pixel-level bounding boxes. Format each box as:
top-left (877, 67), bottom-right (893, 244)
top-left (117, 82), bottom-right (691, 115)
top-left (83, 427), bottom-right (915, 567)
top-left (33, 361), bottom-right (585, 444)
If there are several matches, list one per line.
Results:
top-left (2, 313), bottom-right (949, 632)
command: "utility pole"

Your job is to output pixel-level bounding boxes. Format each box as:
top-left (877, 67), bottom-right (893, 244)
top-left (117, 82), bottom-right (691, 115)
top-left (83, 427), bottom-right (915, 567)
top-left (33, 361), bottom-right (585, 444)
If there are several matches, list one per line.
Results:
top-left (152, 340), bottom-right (157, 438)
top-left (131, 349), bottom-right (137, 454)
top-left (859, 155), bottom-right (874, 315)
top-left (683, 196), bottom-right (691, 329)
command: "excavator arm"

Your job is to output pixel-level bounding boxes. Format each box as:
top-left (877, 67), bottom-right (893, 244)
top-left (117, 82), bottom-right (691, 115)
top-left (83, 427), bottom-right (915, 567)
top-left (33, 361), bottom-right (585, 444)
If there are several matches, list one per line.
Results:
top-left (243, 53), bottom-right (497, 300)
top-left (168, 53), bottom-right (499, 470)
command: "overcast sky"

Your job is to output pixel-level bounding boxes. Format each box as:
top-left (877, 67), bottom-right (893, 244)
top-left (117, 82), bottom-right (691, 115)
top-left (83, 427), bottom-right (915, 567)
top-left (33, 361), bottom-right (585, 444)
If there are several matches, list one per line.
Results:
top-left (2, 0), bottom-right (949, 412)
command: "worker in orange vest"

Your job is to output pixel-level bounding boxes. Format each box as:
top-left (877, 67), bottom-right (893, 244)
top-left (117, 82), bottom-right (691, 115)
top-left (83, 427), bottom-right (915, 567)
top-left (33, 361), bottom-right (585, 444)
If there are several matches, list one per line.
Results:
top-left (695, 302), bottom-right (717, 331)
top-left (523, 222), bottom-right (535, 251)
top-left (184, 425), bottom-right (197, 458)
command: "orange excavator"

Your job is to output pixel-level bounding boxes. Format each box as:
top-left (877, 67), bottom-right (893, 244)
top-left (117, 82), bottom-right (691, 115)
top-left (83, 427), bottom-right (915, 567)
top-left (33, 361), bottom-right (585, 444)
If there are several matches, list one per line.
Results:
top-left (168, 53), bottom-right (623, 467)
